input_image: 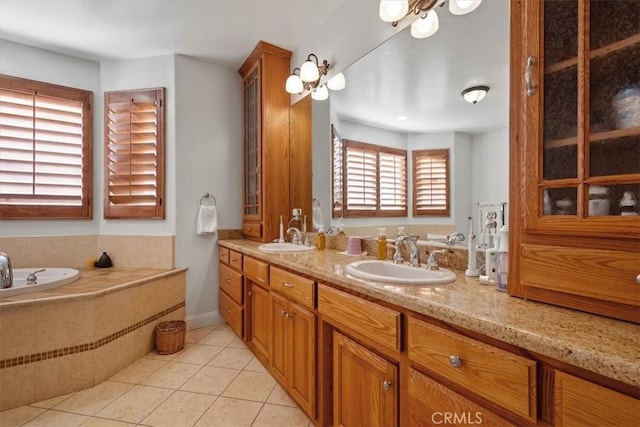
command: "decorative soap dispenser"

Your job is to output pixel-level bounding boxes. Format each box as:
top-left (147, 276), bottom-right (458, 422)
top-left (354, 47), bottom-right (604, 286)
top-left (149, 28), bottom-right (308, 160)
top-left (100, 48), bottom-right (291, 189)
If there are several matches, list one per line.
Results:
top-left (377, 228), bottom-right (387, 260)
top-left (94, 252), bottom-right (113, 268)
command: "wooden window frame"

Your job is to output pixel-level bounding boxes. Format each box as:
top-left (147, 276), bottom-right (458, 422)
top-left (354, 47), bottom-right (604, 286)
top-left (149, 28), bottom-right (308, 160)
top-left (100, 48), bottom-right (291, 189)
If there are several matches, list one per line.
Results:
top-left (0, 74), bottom-right (93, 219)
top-left (341, 138), bottom-right (407, 218)
top-left (413, 148), bottom-right (450, 217)
top-left (103, 87), bottom-right (165, 219)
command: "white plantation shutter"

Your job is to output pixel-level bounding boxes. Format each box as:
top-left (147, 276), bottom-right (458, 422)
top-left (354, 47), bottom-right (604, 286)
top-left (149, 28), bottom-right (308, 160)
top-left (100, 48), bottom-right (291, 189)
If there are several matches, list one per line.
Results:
top-left (331, 125), bottom-right (344, 217)
top-left (104, 88), bottom-right (165, 219)
top-left (0, 75), bottom-right (92, 218)
top-left (379, 150), bottom-right (407, 212)
top-left (345, 143), bottom-right (378, 212)
top-left (342, 139), bottom-right (407, 217)
top-left (413, 149), bottom-right (450, 216)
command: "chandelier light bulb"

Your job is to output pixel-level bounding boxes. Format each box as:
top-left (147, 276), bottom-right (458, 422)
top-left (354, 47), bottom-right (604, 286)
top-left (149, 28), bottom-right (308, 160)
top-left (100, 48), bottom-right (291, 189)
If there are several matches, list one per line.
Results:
top-left (449, 0), bottom-right (483, 15)
top-left (411, 9), bottom-right (439, 39)
top-left (285, 73), bottom-right (304, 94)
top-left (327, 73), bottom-right (346, 91)
top-left (379, 0), bottom-right (409, 22)
top-left (300, 59), bottom-right (320, 82)
top-left (311, 85), bottom-right (329, 101)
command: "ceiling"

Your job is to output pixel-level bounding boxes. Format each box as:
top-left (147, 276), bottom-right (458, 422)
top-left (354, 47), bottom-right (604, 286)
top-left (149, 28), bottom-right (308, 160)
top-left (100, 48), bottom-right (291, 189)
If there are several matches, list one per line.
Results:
top-left (330, 0), bottom-right (510, 134)
top-left (0, 0), bottom-right (344, 67)
top-left (0, 0), bottom-right (509, 134)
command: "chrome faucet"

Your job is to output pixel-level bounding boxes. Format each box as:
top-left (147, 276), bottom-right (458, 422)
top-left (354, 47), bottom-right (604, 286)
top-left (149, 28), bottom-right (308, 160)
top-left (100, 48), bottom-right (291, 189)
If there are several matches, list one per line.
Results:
top-left (0, 251), bottom-right (13, 289)
top-left (447, 232), bottom-right (465, 247)
top-left (394, 235), bottom-right (420, 267)
top-left (287, 227), bottom-right (303, 245)
top-left (426, 249), bottom-right (448, 271)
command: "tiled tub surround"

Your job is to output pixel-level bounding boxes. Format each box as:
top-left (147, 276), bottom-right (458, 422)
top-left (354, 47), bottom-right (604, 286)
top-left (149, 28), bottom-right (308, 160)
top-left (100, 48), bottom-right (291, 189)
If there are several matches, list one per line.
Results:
top-left (0, 235), bottom-right (175, 269)
top-left (0, 267), bottom-right (186, 411)
top-left (219, 239), bottom-right (639, 389)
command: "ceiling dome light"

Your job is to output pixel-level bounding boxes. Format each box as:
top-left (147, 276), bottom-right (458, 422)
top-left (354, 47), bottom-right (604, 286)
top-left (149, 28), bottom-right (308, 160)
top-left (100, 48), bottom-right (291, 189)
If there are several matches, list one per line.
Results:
top-left (449, 0), bottom-right (482, 15)
top-left (300, 58), bottom-right (320, 82)
top-left (411, 9), bottom-right (439, 38)
top-left (462, 85), bottom-right (489, 104)
top-left (311, 85), bottom-right (329, 101)
top-left (379, 0), bottom-right (409, 22)
top-left (327, 73), bottom-right (346, 91)
top-left (285, 73), bottom-right (304, 94)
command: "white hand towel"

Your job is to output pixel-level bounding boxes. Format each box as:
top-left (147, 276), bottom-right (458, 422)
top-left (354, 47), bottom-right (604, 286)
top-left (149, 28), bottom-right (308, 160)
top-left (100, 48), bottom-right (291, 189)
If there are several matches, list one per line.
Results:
top-left (197, 204), bottom-right (218, 235)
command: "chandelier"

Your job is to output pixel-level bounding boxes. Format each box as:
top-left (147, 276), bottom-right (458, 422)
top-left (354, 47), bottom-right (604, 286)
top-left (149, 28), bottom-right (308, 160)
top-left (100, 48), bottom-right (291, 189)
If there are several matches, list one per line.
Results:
top-left (379, 0), bottom-right (483, 38)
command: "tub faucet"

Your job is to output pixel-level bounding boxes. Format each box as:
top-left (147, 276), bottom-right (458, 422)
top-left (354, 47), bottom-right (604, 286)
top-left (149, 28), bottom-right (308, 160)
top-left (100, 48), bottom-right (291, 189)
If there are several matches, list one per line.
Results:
top-left (0, 251), bottom-right (13, 289)
top-left (394, 235), bottom-right (420, 267)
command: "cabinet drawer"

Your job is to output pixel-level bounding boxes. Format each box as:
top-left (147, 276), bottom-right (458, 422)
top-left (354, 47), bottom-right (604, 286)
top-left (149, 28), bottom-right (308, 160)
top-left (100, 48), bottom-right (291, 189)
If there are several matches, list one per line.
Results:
top-left (219, 289), bottom-right (243, 338)
top-left (318, 284), bottom-right (400, 353)
top-left (219, 263), bottom-right (243, 304)
top-left (243, 222), bottom-right (262, 238)
top-left (244, 256), bottom-right (269, 287)
top-left (270, 266), bottom-right (314, 309)
top-left (408, 318), bottom-right (536, 422)
top-left (408, 368), bottom-right (513, 426)
top-left (555, 371), bottom-right (640, 426)
top-left (228, 250), bottom-right (243, 271)
top-left (219, 247), bottom-right (229, 264)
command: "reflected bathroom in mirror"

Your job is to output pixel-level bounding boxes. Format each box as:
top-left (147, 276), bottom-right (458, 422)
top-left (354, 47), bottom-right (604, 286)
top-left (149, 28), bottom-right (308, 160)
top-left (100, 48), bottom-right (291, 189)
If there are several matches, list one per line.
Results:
top-left (311, 0), bottom-right (510, 238)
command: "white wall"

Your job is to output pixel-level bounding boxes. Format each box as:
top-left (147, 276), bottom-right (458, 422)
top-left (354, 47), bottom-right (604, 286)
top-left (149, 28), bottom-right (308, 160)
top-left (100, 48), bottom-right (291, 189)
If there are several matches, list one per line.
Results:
top-left (312, 99), bottom-right (331, 229)
top-left (174, 55), bottom-right (243, 327)
top-left (338, 119), bottom-right (407, 150)
top-left (452, 132), bottom-right (473, 235)
top-left (0, 40), bottom-right (101, 236)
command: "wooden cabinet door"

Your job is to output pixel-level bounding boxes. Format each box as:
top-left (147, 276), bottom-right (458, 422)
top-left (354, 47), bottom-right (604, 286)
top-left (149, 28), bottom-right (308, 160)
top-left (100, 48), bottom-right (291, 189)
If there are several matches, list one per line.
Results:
top-left (248, 280), bottom-right (271, 364)
top-left (555, 371), bottom-right (640, 426)
top-left (333, 331), bottom-right (398, 427)
top-left (271, 292), bottom-right (288, 385)
top-left (289, 301), bottom-right (315, 417)
top-left (408, 368), bottom-right (513, 427)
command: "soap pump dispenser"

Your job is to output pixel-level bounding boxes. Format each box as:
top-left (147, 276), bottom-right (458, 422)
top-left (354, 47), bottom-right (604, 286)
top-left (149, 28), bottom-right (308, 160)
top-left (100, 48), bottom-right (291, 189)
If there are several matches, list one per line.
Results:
top-left (377, 228), bottom-right (387, 260)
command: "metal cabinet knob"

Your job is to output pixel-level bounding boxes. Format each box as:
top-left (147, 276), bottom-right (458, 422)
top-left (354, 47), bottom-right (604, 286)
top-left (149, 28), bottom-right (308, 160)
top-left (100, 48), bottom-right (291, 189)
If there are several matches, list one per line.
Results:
top-left (284, 312), bottom-right (292, 319)
top-left (382, 380), bottom-right (392, 391)
top-left (449, 355), bottom-right (463, 368)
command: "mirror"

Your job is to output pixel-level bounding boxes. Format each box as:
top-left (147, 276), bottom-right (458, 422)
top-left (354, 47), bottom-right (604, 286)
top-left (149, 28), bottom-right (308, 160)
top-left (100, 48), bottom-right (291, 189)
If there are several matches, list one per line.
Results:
top-left (312, 0), bottom-right (510, 236)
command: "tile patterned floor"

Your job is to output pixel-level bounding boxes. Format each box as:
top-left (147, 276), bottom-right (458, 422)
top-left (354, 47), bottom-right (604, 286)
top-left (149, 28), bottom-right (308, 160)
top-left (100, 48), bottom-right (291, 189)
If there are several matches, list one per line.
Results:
top-left (0, 324), bottom-right (313, 427)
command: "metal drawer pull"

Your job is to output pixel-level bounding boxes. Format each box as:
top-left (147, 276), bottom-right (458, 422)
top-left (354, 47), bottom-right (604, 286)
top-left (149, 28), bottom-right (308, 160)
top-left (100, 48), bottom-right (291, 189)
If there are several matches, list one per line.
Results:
top-left (382, 380), bottom-right (392, 391)
top-left (282, 281), bottom-right (294, 288)
top-left (525, 56), bottom-right (536, 96)
top-left (449, 355), bottom-right (463, 368)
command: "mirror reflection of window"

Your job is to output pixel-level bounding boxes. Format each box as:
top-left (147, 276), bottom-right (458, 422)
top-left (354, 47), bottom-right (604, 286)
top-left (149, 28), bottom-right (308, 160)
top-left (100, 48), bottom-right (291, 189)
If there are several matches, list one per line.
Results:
top-left (413, 149), bottom-right (450, 217)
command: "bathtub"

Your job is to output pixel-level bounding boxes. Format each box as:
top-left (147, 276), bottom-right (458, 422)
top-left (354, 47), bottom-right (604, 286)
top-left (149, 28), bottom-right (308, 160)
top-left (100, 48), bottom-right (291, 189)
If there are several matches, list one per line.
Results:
top-left (0, 268), bottom-right (80, 297)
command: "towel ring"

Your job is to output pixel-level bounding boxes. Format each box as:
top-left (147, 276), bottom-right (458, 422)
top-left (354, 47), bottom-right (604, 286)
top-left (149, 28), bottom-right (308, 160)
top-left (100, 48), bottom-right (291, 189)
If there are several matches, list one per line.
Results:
top-left (200, 193), bottom-right (216, 206)
top-left (313, 198), bottom-right (320, 208)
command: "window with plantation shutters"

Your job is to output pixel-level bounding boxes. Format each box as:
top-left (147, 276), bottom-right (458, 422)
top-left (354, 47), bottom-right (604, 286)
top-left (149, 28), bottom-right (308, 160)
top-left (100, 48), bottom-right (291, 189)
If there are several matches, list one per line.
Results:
top-left (104, 88), bottom-right (165, 219)
top-left (331, 124), bottom-right (343, 217)
top-left (0, 75), bottom-right (92, 219)
top-left (413, 149), bottom-right (450, 216)
top-left (342, 139), bottom-right (407, 217)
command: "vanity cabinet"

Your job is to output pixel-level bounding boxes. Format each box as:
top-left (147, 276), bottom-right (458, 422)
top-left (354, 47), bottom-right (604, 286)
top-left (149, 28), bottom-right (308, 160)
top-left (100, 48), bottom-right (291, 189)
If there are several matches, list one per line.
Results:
top-left (333, 331), bottom-right (398, 427)
top-left (554, 371), bottom-right (640, 426)
top-left (269, 267), bottom-right (316, 418)
top-left (510, 0), bottom-right (640, 322)
top-left (243, 256), bottom-right (271, 365)
top-left (218, 249), bottom-right (243, 337)
top-left (408, 317), bottom-right (537, 424)
top-left (238, 41), bottom-right (292, 242)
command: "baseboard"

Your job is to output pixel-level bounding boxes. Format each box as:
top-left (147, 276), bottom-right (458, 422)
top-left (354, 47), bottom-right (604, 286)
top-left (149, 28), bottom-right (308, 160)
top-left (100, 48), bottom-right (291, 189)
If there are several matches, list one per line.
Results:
top-left (185, 311), bottom-right (224, 330)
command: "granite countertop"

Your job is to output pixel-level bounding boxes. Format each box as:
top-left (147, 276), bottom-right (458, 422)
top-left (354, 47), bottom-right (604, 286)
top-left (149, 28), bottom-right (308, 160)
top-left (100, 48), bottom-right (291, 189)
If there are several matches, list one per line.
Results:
top-left (220, 239), bottom-right (639, 388)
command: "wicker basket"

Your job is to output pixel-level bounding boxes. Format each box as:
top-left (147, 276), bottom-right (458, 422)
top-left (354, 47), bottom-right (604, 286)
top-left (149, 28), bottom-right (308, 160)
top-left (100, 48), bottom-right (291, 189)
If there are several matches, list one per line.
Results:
top-left (155, 320), bottom-right (186, 354)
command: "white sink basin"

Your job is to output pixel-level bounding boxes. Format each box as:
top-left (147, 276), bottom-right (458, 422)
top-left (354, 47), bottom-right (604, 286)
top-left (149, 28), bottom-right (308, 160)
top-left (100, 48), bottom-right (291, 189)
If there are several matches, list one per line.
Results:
top-left (345, 260), bottom-right (456, 285)
top-left (258, 242), bottom-right (317, 253)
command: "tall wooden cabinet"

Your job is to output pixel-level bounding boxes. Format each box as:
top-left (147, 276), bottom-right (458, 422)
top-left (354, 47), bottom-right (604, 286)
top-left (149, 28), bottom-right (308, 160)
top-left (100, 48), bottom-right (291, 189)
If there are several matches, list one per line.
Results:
top-left (510, 0), bottom-right (640, 322)
top-left (238, 41), bottom-right (292, 242)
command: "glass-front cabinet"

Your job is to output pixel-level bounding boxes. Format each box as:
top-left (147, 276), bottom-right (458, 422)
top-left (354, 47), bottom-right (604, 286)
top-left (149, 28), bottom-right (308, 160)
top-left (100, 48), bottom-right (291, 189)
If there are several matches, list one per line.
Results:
top-left (510, 0), bottom-right (639, 322)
